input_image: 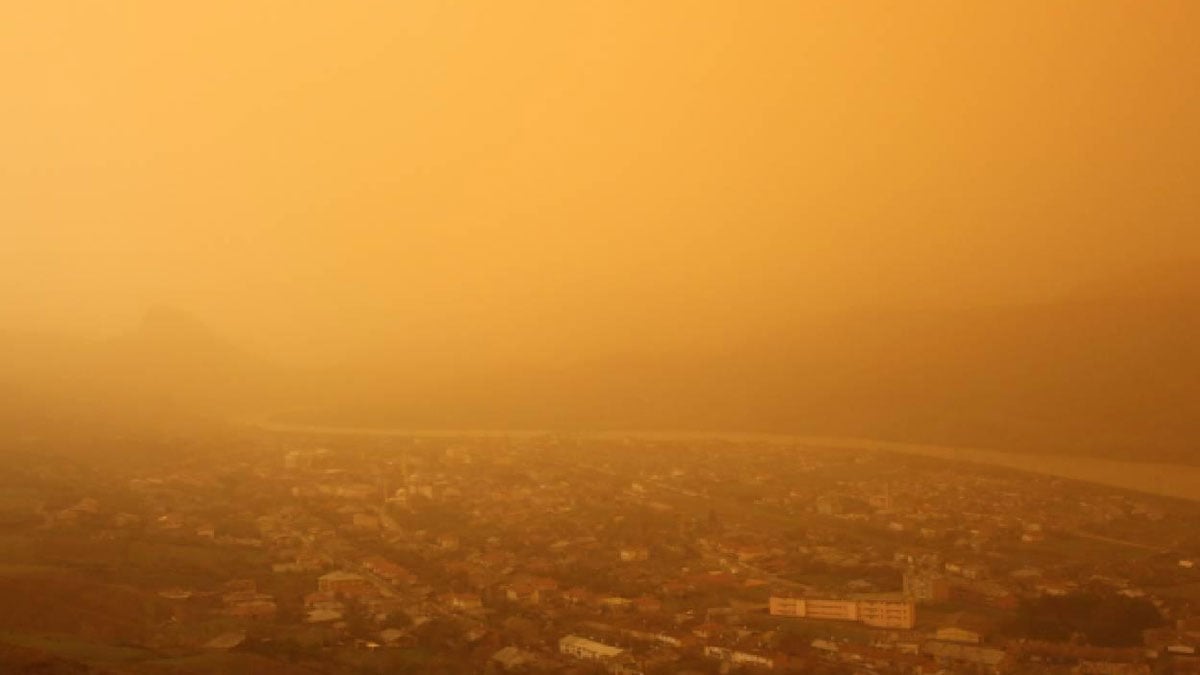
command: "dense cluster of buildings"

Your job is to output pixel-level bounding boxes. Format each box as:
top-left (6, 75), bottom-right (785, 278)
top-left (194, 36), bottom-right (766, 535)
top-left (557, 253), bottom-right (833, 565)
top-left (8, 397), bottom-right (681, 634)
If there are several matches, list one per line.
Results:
top-left (14, 430), bottom-right (1200, 674)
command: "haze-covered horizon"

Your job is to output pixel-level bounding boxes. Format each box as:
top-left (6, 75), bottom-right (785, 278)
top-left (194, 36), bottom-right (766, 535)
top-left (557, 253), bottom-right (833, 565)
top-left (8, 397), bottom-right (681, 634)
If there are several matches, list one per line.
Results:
top-left (4, 256), bottom-right (1198, 466)
top-left (5, 251), bottom-right (1199, 360)
top-left (4, 2), bottom-right (1200, 464)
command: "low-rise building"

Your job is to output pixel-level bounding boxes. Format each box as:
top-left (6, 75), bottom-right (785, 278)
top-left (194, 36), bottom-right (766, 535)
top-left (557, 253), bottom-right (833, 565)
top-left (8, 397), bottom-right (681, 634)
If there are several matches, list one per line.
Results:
top-left (935, 626), bottom-right (982, 644)
top-left (318, 570), bottom-right (372, 595)
top-left (352, 513), bottom-right (380, 530)
top-left (904, 569), bottom-right (951, 603)
top-left (922, 640), bottom-right (1007, 669)
top-left (442, 592), bottom-right (483, 611)
top-left (505, 582), bottom-right (540, 604)
top-left (559, 635), bottom-right (626, 661)
top-left (619, 546), bottom-right (649, 562)
top-left (704, 646), bottom-right (774, 669)
top-left (362, 556), bottom-right (414, 585)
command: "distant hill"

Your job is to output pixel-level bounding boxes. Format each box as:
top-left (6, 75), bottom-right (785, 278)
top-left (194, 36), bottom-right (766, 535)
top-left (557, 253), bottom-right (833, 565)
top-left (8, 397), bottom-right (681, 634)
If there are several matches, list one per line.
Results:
top-left (4, 266), bottom-right (1198, 464)
top-left (0, 307), bottom-right (288, 451)
top-left (294, 265), bottom-right (1200, 463)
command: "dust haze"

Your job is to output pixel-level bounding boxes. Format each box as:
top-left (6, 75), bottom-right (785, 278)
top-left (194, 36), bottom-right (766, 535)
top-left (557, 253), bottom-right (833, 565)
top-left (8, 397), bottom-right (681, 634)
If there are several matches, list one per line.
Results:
top-left (5, 2), bottom-right (1199, 459)
top-left (5, 4), bottom-right (1200, 674)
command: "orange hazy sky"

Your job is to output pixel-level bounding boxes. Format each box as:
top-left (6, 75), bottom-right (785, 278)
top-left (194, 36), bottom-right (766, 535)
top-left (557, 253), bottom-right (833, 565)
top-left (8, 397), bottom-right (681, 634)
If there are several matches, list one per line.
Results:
top-left (3, 1), bottom-right (1198, 364)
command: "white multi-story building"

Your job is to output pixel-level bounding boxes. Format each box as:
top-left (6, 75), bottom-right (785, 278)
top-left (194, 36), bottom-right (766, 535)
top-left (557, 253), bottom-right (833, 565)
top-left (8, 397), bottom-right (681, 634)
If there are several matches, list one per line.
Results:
top-left (858, 599), bottom-right (916, 629)
top-left (769, 595), bottom-right (915, 629)
top-left (768, 596), bottom-right (806, 618)
top-left (804, 598), bottom-right (860, 622)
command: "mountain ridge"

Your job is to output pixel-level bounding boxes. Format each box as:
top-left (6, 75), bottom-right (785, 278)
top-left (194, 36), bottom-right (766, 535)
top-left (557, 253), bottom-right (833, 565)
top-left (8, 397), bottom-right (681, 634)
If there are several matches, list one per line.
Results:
top-left (3, 265), bottom-right (1198, 463)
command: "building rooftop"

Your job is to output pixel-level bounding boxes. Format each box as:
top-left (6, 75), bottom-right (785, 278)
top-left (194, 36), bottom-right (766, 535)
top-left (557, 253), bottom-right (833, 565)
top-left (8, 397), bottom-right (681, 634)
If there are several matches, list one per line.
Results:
top-left (559, 635), bottom-right (626, 658)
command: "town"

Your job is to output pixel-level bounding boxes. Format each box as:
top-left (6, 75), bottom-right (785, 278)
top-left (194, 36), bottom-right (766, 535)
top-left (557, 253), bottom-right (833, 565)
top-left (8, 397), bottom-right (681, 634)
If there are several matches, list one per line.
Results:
top-left (4, 429), bottom-right (1200, 674)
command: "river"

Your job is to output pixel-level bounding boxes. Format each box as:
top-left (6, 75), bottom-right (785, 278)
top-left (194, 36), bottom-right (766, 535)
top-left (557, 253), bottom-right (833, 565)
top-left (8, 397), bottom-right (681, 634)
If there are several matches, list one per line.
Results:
top-left (253, 421), bottom-right (1200, 502)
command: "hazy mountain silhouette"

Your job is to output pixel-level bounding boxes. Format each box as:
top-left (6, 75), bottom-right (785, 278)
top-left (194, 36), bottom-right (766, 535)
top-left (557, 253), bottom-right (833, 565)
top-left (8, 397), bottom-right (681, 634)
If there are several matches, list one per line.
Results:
top-left (0, 306), bottom-right (282, 447)
top-left (4, 264), bottom-right (1198, 463)
top-left (295, 262), bottom-right (1200, 463)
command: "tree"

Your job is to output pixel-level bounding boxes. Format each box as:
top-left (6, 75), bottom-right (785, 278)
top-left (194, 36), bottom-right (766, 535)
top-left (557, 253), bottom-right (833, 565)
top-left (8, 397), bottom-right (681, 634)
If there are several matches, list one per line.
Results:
top-left (1006, 592), bottom-right (1164, 647)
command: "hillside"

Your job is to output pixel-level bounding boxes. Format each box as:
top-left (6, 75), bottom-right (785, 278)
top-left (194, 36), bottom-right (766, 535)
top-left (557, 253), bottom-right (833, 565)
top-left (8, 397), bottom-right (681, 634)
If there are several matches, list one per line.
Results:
top-left (4, 269), bottom-right (1198, 463)
top-left (295, 271), bottom-right (1200, 462)
top-left (0, 307), bottom-right (293, 453)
